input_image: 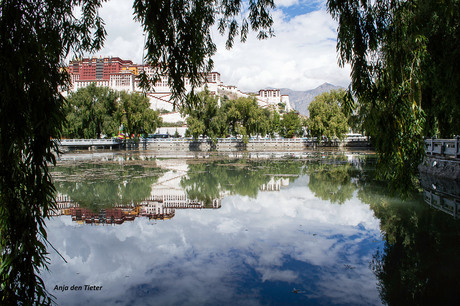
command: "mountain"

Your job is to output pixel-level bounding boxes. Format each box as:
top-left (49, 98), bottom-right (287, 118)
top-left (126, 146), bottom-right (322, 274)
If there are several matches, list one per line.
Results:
top-left (281, 83), bottom-right (344, 116)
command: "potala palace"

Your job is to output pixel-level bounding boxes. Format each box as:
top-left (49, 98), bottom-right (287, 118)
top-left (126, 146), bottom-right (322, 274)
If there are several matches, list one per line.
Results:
top-left (64, 56), bottom-right (293, 126)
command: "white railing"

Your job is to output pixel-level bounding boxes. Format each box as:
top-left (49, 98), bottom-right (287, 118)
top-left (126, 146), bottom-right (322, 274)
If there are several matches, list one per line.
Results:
top-left (146, 136), bottom-right (370, 144)
top-left (424, 138), bottom-right (460, 158)
top-left (55, 136), bottom-right (371, 147)
top-left (58, 139), bottom-right (121, 146)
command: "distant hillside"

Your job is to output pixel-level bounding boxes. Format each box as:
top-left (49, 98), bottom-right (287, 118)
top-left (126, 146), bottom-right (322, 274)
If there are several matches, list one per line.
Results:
top-left (281, 83), bottom-right (344, 116)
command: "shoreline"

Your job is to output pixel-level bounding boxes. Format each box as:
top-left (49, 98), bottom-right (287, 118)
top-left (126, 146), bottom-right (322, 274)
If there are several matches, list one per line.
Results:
top-left (58, 137), bottom-right (372, 152)
top-left (55, 147), bottom-right (376, 163)
top-left (418, 156), bottom-right (460, 182)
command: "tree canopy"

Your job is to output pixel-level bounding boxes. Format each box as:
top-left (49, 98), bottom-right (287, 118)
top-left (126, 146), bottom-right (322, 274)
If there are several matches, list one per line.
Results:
top-left (279, 110), bottom-right (303, 138)
top-left (181, 90), bottom-right (223, 140)
top-left (327, 0), bottom-right (460, 192)
top-left (119, 91), bottom-right (162, 138)
top-left (63, 84), bottom-right (119, 138)
top-left (307, 90), bottom-right (349, 140)
top-left (221, 96), bottom-right (274, 141)
top-left (63, 85), bottom-right (162, 139)
top-left (181, 91), bottom-right (302, 141)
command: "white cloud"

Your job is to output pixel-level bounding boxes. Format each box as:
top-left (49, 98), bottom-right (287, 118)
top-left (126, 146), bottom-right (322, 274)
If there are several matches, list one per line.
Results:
top-left (96, 1), bottom-right (144, 63)
top-left (275, 0), bottom-right (301, 7)
top-left (213, 8), bottom-right (350, 91)
top-left (258, 267), bottom-right (299, 282)
top-left (79, 1), bottom-right (350, 92)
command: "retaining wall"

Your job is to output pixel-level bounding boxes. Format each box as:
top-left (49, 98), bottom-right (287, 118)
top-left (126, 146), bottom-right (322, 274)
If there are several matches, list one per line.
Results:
top-left (418, 156), bottom-right (460, 181)
top-left (145, 138), bottom-right (371, 151)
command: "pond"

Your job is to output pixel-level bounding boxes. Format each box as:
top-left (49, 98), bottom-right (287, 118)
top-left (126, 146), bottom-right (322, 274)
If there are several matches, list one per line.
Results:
top-left (43, 150), bottom-right (460, 305)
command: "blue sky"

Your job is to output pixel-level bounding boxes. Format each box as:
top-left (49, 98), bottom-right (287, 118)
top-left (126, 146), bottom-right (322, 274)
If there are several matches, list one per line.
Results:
top-left (93, 0), bottom-right (350, 92)
top-left (277, 0), bottom-right (325, 19)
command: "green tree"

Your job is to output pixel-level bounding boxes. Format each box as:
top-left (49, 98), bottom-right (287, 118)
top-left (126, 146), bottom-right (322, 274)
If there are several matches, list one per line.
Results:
top-left (280, 110), bottom-right (303, 138)
top-left (185, 116), bottom-right (206, 139)
top-left (255, 108), bottom-right (273, 137)
top-left (174, 129), bottom-right (181, 138)
top-left (222, 97), bottom-right (271, 142)
top-left (1, 0), bottom-right (276, 303)
top-left (64, 84), bottom-right (119, 138)
top-left (64, 87), bottom-right (161, 139)
top-left (327, 0), bottom-right (460, 192)
top-left (307, 90), bottom-right (349, 140)
top-left (119, 91), bottom-right (162, 138)
top-left (183, 92), bottom-right (277, 142)
top-left (182, 90), bottom-right (223, 141)
top-left (270, 110), bottom-right (282, 137)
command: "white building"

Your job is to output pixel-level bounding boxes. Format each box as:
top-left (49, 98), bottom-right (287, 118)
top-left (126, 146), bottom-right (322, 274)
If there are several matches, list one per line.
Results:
top-left (257, 89), bottom-right (293, 112)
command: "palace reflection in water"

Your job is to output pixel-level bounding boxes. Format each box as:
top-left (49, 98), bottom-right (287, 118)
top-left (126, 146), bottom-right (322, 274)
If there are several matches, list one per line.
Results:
top-left (45, 152), bottom-right (460, 306)
top-left (50, 157), bottom-right (292, 224)
top-left (52, 194), bottom-right (222, 224)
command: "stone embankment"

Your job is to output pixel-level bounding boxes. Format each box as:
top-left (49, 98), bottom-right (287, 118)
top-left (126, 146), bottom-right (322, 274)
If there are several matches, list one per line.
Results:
top-left (418, 156), bottom-right (460, 181)
top-left (145, 137), bottom-right (371, 151)
top-left (419, 138), bottom-right (460, 181)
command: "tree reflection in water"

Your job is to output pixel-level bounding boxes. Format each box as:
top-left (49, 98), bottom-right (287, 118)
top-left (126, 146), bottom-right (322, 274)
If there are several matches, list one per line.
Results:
top-left (180, 159), bottom-right (306, 203)
top-left (51, 161), bottom-right (164, 210)
top-left (307, 162), bottom-right (356, 204)
top-left (360, 186), bottom-right (459, 305)
top-left (307, 156), bottom-right (460, 305)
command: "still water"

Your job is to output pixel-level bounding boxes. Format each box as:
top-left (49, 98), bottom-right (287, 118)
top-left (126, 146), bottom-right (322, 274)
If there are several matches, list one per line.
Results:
top-left (44, 151), bottom-right (460, 305)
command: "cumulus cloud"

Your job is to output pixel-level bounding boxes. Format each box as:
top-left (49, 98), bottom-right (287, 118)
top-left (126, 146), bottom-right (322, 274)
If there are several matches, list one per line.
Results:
top-left (276, 0), bottom-right (301, 7)
top-left (77, 0), bottom-right (351, 93)
top-left (213, 8), bottom-right (350, 91)
top-left (95, 1), bottom-right (144, 63)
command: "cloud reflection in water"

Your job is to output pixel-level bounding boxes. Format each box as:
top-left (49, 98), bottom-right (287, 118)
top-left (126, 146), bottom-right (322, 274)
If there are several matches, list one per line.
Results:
top-left (44, 174), bottom-right (383, 305)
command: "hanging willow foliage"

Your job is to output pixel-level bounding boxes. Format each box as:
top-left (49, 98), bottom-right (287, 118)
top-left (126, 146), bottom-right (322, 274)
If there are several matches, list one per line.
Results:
top-left (327, 0), bottom-right (460, 194)
top-left (134, 0), bottom-right (275, 104)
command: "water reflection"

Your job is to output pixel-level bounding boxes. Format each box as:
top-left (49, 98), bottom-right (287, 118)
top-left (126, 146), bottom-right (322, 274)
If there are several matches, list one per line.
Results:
top-left (51, 158), bottom-right (307, 222)
top-left (44, 153), bottom-right (460, 305)
top-left (354, 173), bottom-right (460, 305)
top-left (53, 196), bottom-right (221, 224)
top-left (420, 174), bottom-right (460, 219)
top-left (52, 161), bottom-right (164, 209)
top-left (181, 159), bottom-right (305, 201)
